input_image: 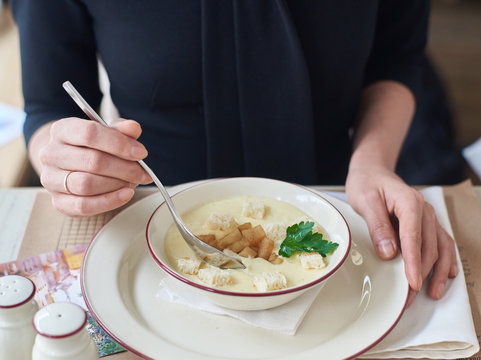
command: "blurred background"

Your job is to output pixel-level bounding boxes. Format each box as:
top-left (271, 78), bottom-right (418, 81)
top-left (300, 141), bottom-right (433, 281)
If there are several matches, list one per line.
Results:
top-left (0, 0), bottom-right (480, 187)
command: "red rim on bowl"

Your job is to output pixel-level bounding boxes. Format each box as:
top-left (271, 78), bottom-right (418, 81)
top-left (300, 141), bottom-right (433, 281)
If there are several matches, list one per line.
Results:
top-left (145, 179), bottom-right (352, 298)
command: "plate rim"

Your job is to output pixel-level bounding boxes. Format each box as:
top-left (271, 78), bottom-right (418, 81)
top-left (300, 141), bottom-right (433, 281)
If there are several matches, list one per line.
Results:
top-left (81, 180), bottom-right (409, 360)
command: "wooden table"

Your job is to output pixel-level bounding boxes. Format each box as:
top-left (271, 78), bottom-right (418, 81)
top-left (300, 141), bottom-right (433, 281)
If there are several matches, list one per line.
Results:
top-left (1, 183), bottom-right (481, 359)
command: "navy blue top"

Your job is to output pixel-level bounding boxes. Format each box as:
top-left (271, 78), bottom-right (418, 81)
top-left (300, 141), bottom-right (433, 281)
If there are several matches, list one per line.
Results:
top-left (11, 0), bottom-right (429, 185)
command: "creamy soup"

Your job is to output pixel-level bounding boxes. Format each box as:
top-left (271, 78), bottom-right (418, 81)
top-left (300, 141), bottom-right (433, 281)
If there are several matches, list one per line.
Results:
top-left (164, 196), bottom-right (333, 292)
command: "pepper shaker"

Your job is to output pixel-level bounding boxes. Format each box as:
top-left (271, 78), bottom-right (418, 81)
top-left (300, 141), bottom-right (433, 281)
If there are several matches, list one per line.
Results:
top-left (0, 275), bottom-right (39, 360)
top-left (32, 302), bottom-right (98, 360)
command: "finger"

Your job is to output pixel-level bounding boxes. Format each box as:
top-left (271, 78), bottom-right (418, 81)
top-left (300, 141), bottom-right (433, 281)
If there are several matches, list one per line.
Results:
top-left (406, 289), bottom-right (417, 308)
top-left (50, 118), bottom-right (148, 161)
top-left (441, 223), bottom-right (459, 279)
top-left (111, 119), bottom-right (143, 139)
top-left (50, 187), bottom-right (135, 217)
top-left (428, 222), bottom-right (457, 299)
top-left (42, 144), bottom-right (152, 185)
top-left (40, 167), bottom-right (133, 196)
top-left (420, 203), bottom-right (439, 280)
top-left (354, 190), bottom-right (399, 260)
top-left (449, 254), bottom-right (459, 279)
top-left (396, 190), bottom-right (424, 292)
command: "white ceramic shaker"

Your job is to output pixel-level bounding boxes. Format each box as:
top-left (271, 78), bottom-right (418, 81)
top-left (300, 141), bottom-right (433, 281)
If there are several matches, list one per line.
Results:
top-left (0, 275), bottom-right (39, 360)
top-left (32, 302), bottom-right (98, 360)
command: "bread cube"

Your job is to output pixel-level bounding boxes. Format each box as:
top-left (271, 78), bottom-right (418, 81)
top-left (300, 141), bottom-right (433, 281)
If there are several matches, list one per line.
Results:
top-left (197, 234), bottom-right (217, 248)
top-left (177, 257), bottom-right (202, 275)
top-left (198, 268), bottom-right (231, 287)
top-left (241, 225), bottom-right (266, 247)
top-left (257, 237), bottom-right (274, 260)
top-left (264, 222), bottom-right (287, 242)
top-left (242, 201), bottom-right (266, 220)
top-left (254, 271), bottom-right (287, 291)
top-left (237, 222), bottom-right (252, 231)
top-left (239, 246), bottom-right (257, 258)
top-left (299, 252), bottom-right (326, 269)
top-left (217, 228), bottom-right (242, 249)
top-left (205, 213), bottom-right (237, 231)
top-left (228, 238), bottom-right (249, 253)
top-left (268, 253), bottom-right (283, 265)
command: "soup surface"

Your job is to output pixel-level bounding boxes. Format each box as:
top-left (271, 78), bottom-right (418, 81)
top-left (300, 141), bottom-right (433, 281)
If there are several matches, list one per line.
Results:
top-left (164, 196), bottom-right (333, 292)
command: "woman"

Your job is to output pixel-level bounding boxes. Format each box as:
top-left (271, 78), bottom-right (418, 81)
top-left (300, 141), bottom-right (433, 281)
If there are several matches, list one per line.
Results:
top-left (11, 0), bottom-right (457, 304)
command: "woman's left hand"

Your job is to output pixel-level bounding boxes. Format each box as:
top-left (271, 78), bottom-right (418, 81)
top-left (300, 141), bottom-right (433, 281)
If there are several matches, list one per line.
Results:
top-left (346, 164), bottom-right (458, 305)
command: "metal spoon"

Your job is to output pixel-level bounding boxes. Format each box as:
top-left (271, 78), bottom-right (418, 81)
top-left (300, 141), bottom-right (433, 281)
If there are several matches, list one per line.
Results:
top-left (62, 81), bottom-right (245, 270)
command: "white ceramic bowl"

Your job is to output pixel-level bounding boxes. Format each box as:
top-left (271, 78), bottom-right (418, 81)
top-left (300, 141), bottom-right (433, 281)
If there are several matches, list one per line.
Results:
top-left (146, 177), bottom-right (351, 311)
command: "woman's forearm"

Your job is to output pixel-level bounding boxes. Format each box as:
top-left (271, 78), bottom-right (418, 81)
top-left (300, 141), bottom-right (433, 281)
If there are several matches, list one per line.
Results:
top-left (350, 80), bottom-right (416, 172)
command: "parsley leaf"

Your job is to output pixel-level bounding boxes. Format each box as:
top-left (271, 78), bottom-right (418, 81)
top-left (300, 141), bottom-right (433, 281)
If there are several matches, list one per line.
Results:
top-left (278, 221), bottom-right (339, 258)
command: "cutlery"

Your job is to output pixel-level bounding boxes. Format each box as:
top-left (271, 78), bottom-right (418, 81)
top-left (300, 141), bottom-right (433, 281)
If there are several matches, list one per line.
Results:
top-left (62, 81), bottom-right (245, 270)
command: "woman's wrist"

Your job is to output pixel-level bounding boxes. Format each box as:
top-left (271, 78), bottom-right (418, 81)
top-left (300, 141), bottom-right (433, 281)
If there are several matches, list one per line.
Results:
top-left (350, 80), bottom-right (416, 173)
top-left (27, 121), bottom-right (55, 175)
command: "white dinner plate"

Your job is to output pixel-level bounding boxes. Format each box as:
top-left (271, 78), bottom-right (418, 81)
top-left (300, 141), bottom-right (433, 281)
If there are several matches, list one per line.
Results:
top-left (81, 183), bottom-right (409, 360)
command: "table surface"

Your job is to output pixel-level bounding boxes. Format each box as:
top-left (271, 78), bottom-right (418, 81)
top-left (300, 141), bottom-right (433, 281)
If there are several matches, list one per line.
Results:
top-left (0, 186), bottom-right (351, 263)
top-left (1, 185), bottom-right (481, 360)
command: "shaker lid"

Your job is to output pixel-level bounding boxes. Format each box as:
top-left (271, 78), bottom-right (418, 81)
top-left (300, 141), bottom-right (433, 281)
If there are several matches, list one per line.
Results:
top-left (33, 302), bottom-right (87, 338)
top-left (0, 275), bottom-right (36, 308)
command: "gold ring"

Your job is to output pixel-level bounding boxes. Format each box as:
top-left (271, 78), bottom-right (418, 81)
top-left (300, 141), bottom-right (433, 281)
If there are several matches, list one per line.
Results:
top-left (63, 171), bottom-right (75, 195)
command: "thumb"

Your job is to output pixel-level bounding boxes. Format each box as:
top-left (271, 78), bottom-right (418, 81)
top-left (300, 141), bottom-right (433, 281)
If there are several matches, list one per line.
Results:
top-left (111, 118), bottom-right (143, 139)
top-left (354, 194), bottom-right (399, 260)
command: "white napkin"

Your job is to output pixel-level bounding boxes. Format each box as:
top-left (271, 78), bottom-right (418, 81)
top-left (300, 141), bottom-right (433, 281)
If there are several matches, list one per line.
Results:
top-left (463, 137), bottom-right (481, 181)
top-left (360, 187), bottom-right (479, 359)
top-left (156, 187), bottom-right (479, 357)
top-left (157, 276), bottom-right (323, 335)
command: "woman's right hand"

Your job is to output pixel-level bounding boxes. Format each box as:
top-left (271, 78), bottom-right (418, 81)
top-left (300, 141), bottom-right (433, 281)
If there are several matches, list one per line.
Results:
top-left (33, 117), bottom-right (152, 217)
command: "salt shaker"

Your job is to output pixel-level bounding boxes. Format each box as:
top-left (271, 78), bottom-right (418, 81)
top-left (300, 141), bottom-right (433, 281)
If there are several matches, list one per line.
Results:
top-left (0, 275), bottom-right (39, 360)
top-left (32, 302), bottom-right (98, 360)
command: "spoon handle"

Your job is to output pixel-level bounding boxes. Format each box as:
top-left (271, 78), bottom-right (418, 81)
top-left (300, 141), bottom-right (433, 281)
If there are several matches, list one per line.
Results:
top-left (62, 81), bottom-right (245, 269)
top-left (62, 81), bottom-right (187, 232)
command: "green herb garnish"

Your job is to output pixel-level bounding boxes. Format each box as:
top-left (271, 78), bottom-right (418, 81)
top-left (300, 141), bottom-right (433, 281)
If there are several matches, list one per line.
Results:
top-left (278, 221), bottom-right (339, 258)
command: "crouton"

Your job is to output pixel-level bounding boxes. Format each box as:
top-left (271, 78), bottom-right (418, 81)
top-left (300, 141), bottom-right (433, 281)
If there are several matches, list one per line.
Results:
top-left (197, 234), bottom-right (217, 248)
top-left (264, 222), bottom-right (287, 242)
top-left (238, 246), bottom-right (257, 258)
top-left (242, 201), bottom-right (266, 219)
top-left (299, 252), bottom-right (326, 269)
top-left (241, 225), bottom-right (266, 247)
top-left (217, 228), bottom-right (242, 249)
top-left (205, 213), bottom-right (237, 231)
top-left (268, 253), bottom-right (283, 265)
top-left (204, 252), bottom-right (230, 267)
top-left (253, 272), bottom-right (287, 291)
top-left (228, 238), bottom-right (249, 253)
top-left (257, 237), bottom-right (274, 260)
top-left (177, 257), bottom-right (202, 275)
top-left (237, 222), bottom-right (252, 231)
top-left (198, 268), bottom-right (231, 286)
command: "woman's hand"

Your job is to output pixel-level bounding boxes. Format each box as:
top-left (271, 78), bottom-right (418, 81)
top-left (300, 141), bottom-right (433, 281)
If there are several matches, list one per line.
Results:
top-left (346, 165), bottom-right (458, 305)
top-left (31, 117), bottom-right (152, 217)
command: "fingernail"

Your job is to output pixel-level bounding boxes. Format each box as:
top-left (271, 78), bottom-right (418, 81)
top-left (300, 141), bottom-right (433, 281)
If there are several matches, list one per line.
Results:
top-left (406, 290), bottom-right (417, 307)
top-left (416, 274), bottom-right (423, 291)
top-left (452, 264), bottom-right (458, 277)
top-left (131, 145), bottom-right (147, 159)
top-left (377, 240), bottom-right (395, 259)
top-left (118, 188), bottom-right (134, 201)
top-left (142, 173), bottom-right (153, 183)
